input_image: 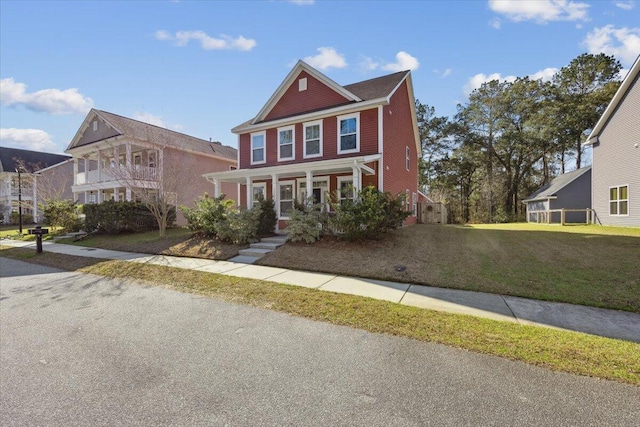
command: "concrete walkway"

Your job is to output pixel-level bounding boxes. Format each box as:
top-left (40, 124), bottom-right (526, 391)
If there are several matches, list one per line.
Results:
top-left (2, 239), bottom-right (639, 343)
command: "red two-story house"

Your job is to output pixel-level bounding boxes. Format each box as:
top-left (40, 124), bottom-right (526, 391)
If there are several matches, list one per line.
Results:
top-left (204, 60), bottom-right (422, 230)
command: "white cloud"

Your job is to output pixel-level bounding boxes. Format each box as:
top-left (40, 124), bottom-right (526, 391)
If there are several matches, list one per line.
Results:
top-left (0, 128), bottom-right (58, 152)
top-left (359, 56), bottom-right (380, 71)
top-left (155, 30), bottom-right (256, 51)
top-left (441, 68), bottom-right (452, 78)
top-left (463, 73), bottom-right (517, 95)
top-left (303, 47), bottom-right (347, 70)
top-left (0, 78), bottom-right (93, 115)
top-left (381, 51), bottom-right (420, 72)
top-left (583, 25), bottom-right (640, 66)
top-left (288, 0), bottom-right (314, 5)
top-left (488, 0), bottom-right (590, 24)
top-left (490, 18), bottom-right (502, 29)
top-left (463, 67), bottom-right (559, 96)
top-left (615, 1), bottom-right (635, 10)
top-left (529, 67), bottom-right (559, 81)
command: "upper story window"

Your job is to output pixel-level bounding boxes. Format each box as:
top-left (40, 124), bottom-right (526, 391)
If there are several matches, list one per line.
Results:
top-left (609, 185), bottom-right (629, 215)
top-left (406, 146), bottom-right (411, 171)
top-left (251, 131), bottom-right (266, 165)
top-left (337, 113), bottom-right (359, 154)
top-left (92, 121), bottom-right (98, 131)
top-left (303, 120), bottom-right (322, 158)
top-left (278, 126), bottom-right (295, 161)
top-left (148, 151), bottom-right (157, 168)
top-left (299, 78), bottom-right (307, 91)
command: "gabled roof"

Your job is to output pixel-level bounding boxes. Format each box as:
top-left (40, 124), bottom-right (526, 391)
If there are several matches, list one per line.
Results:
top-left (585, 55), bottom-right (640, 146)
top-left (251, 60), bottom-right (362, 125)
top-left (0, 147), bottom-right (71, 173)
top-left (343, 71), bottom-right (410, 101)
top-left (523, 166), bottom-right (591, 202)
top-left (66, 109), bottom-right (237, 161)
top-left (240, 61), bottom-right (412, 131)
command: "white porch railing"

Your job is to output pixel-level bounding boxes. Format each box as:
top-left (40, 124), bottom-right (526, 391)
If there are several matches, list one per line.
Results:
top-left (76, 166), bottom-right (158, 185)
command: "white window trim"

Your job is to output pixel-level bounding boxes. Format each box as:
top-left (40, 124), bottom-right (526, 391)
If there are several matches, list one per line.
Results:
top-left (406, 146), bottom-right (410, 171)
top-left (303, 120), bottom-right (323, 159)
top-left (277, 125), bottom-right (295, 162)
top-left (251, 131), bottom-right (266, 165)
top-left (278, 180), bottom-right (295, 220)
top-left (412, 192), bottom-right (417, 217)
top-left (337, 112), bottom-right (360, 155)
top-left (148, 151), bottom-right (157, 168)
top-left (252, 182), bottom-right (267, 204)
top-left (92, 121), bottom-right (98, 131)
top-left (406, 189), bottom-right (410, 212)
top-left (337, 176), bottom-right (355, 201)
top-left (609, 184), bottom-right (629, 216)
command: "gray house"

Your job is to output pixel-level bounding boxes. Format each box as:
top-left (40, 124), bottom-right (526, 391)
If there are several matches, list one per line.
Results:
top-left (583, 55), bottom-right (640, 227)
top-left (523, 167), bottom-right (592, 224)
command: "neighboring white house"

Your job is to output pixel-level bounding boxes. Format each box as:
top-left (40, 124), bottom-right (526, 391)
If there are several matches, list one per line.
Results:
top-left (584, 55), bottom-right (640, 227)
top-left (0, 147), bottom-right (72, 223)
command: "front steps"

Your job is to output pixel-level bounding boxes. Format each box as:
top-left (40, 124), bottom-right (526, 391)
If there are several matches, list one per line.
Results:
top-left (229, 235), bottom-right (288, 264)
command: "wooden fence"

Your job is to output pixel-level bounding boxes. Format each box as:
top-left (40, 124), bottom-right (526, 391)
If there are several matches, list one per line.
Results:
top-left (417, 202), bottom-right (447, 224)
top-left (527, 208), bottom-right (594, 225)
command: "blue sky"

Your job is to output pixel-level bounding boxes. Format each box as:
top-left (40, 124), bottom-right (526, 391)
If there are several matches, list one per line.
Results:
top-left (1, 0), bottom-right (639, 154)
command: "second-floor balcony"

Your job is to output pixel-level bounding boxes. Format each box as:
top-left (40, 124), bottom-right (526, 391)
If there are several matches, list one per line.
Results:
top-left (76, 165), bottom-right (158, 185)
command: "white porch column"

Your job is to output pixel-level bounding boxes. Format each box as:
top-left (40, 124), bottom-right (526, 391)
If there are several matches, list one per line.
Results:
top-left (352, 165), bottom-right (361, 193)
top-left (305, 170), bottom-right (313, 205)
top-left (97, 189), bottom-right (103, 203)
top-left (246, 177), bottom-right (253, 209)
top-left (158, 148), bottom-right (164, 182)
top-left (126, 188), bottom-right (132, 202)
top-left (213, 179), bottom-right (220, 198)
top-left (83, 157), bottom-right (89, 182)
top-left (73, 158), bottom-right (78, 185)
top-left (33, 175), bottom-right (38, 223)
top-left (272, 174), bottom-right (279, 233)
top-left (97, 150), bottom-right (102, 182)
top-left (84, 191), bottom-right (88, 204)
top-left (126, 143), bottom-right (132, 168)
top-left (113, 187), bottom-right (119, 202)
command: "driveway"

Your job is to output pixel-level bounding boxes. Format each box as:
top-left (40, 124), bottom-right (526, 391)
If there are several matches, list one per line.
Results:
top-left (1, 257), bottom-right (638, 426)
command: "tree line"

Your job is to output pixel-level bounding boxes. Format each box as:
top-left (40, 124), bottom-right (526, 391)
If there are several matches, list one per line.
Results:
top-left (418, 53), bottom-right (622, 223)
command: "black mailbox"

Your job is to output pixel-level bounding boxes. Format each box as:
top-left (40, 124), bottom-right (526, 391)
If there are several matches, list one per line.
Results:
top-left (28, 226), bottom-right (49, 253)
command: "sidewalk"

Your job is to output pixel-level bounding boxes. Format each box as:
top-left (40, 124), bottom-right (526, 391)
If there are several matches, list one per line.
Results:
top-left (2, 239), bottom-right (639, 343)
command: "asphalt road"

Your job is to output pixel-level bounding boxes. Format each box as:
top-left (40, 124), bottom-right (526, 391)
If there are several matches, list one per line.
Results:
top-left (1, 257), bottom-right (638, 426)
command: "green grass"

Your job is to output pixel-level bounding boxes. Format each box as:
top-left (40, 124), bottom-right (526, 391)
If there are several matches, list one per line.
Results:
top-left (0, 225), bottom-right (63, 241)
top-left (259, 223), bottom-right (640, 312)
top-left (60, 226), bottom-right (192, 246)
top-left (2, 245), bottom-right (639, 386)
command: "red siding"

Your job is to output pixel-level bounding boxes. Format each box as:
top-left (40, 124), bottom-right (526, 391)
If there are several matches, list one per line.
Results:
top-left (264, 71), bottom-right (352, 121)
top-left (382, 80), bottom-right (418, 225)
top-left (239, 108), bottom-right (379, 169)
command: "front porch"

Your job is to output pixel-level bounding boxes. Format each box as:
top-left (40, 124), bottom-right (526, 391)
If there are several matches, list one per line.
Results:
top-left (203, 155), bottom-right (381, 229)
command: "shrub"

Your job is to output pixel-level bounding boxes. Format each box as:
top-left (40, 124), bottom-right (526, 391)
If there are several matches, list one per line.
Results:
top-left (180, 193), bottom-right (234, 237)
top-left (328, 186), bottom-right (410, 241)
top-left (214, 207), bottom-right (260, 244)
top-left (255, 196), bottom-right (277, 237)
top-left (285, 203), bottom-right (327, 243)
top-left (83, 200), bottom-right (169, 234)
top-left (41, 199), bottom-right (79, 231)
top-left (10, 211), bottom-right (34, 225)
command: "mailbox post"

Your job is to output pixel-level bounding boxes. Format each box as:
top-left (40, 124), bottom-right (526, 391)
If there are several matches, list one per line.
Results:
top-left (28, 226), bottom-right (49, 253)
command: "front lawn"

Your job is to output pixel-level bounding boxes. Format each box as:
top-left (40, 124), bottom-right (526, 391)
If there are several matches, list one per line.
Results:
top-left (60, 227), bottom-right (246, 260)
top-left (258, 223), bottom-right (640, 312)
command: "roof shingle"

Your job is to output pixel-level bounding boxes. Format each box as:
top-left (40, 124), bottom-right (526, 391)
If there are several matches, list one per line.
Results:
top-left (0, 147), bottom-right (71, 173)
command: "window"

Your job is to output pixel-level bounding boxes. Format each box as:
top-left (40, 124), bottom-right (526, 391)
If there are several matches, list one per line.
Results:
top-left (277, 126), bottom-right (295, 161)
top-left (88, 193), bottom-right (96, 203)
top-left (134, 153), bottom-right (142, 168)
top-left (252, 183), bottom-right (267, 205)
top-left (299, 77), bottom-right (307, 91)
top-left (303, 120), bottom-right (322, 158)
top-left (412, 192), bottom-right (417, 216)
top-left (279, 182), bottom-right (294, 218)
top-left (337, 177), bottom-right (354, 204)
top-left (251, 132), bottom-right (266, 165)
top-left (148, 152), bottom-right (157, 168)
top-left (406, 146), bottom-right (410, 171)
top-left (406, 189), bottom-right (410, 212)
top-left (609, 185), bottom-right (629, 215)
top-left (92, 121), bottom-right (98, 131)
top-left (337, 113), bottom-right (359, 154)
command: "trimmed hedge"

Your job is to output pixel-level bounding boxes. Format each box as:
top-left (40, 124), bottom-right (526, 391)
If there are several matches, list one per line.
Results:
top-left (83, 200), bottom-right (175, 234)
